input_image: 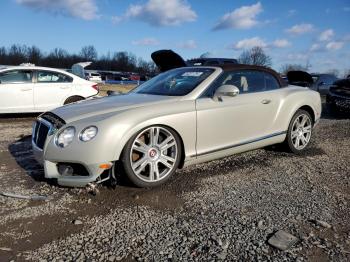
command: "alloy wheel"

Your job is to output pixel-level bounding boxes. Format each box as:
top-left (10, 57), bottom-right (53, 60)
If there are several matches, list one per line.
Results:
top-left (291, 114), bottom-right (312, 150)
top-left (130, 126), bottom-right (178, 182)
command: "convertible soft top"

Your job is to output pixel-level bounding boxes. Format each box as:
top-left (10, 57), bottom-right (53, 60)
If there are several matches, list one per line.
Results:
top-left (151, 49), bottom-right (287, 88)
top-left (216, 64), bottom-right (288, 88)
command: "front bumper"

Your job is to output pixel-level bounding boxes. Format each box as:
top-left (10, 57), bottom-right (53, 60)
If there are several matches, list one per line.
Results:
top-left (33, 142), bottom-right (109, 187)
top-left (32, 119), bottom-right (111, 188)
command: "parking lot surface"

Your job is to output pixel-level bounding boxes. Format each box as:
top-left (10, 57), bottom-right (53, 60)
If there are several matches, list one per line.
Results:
top-left (0, 106), bottom-right (349, 261)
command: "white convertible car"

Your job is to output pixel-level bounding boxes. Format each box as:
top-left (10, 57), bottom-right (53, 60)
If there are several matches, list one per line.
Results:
top-left (32, 59), bottom-right (322, 188)
top-left (0, 66), bottom-right (98, 113)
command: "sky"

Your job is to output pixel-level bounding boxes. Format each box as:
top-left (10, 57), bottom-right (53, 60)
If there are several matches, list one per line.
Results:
top-left (1, 0), bottom-right (350, 74)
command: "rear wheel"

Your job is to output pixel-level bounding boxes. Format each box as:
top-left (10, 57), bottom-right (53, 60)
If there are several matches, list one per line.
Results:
top-left (121, 126), bottom-right (182, 187)
top-left (64, 96), bottom-right (84, 105)
top-left (285, 109), bottom-right (313, 153)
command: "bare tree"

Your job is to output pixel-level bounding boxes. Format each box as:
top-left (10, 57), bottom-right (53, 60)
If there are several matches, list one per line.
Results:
top-left (7, 44), bottom-right (27, 65)
top-left (27, 46), bottom-right (42, 65)
top-left (0, 44), bottom-right (156, 75)
top-left (80, 45), bottom-right (97, 61)
top-left (238, 46), bottom-right (272, 67)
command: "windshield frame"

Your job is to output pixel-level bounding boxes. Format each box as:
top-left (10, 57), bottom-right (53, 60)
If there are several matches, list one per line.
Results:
top-left (131, 67), bottom-right (216, 97)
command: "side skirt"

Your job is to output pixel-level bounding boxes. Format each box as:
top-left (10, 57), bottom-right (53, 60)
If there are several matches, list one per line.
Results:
top-left (183, 131), bottom-right (286, 167)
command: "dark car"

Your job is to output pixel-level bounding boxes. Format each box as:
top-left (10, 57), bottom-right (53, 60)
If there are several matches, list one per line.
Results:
top-left (286, 71), bottom-right (337, 95)
top-left (326, 78), bottom-right (350, 112)
top-left (310, 73), bottom-right (338, 95)
top-left (151, 49), bottom-right (237, 72)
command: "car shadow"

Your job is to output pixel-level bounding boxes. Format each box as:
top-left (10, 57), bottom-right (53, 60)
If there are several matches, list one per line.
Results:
top-left (0, 113), bottom-right (40, 119)
top-left (8, 135), bottom-right (54, 185)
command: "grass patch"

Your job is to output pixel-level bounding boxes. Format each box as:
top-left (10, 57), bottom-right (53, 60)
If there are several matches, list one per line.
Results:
top-left (97, 84), bottom-right (137, 96)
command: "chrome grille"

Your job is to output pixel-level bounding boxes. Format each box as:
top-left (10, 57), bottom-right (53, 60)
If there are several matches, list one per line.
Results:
top-left (32, 118), bottom-right (52, 150)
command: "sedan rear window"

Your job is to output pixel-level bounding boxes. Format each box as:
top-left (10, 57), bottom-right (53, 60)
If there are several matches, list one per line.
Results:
top-left (133, 68), bottom-right (214, 96)
top-left (0, 70), bottom-right (33, 84)
top-left (37, 71), bottom-right (73, 83)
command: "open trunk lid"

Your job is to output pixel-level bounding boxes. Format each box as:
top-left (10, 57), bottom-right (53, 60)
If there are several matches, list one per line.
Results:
top-left (151, 49), bottom-right (187, 72)
top-left (287, 71), bottom-right (314, 87)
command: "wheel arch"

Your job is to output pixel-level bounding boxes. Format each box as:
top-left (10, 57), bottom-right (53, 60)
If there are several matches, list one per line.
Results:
top-left (298, 105), bottom-right (315, 125)
top-left (63, 95), bottom-right (85, 105)
top-left (116, 123), bottom-right (187, 169)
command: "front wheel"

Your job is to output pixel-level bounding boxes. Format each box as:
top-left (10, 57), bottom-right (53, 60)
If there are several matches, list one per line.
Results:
top-left (285, 109), bottom-right (313, 154)
top-left (121, 126), bottom-right (182, 187)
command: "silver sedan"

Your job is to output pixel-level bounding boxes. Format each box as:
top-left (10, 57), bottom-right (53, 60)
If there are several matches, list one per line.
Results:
top-left (32, 65), bottom-right (321, 188)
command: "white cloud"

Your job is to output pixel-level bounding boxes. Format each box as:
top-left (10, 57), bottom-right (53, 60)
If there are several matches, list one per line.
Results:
top-left (286, 53), bottom-right (309, 61)
top-left (213, 2), bottom-right (263, 30)
top-left (111, 16), bottom-right (122, 24)
top-left (319, 29), bottom-right (334, 42)
top-left (132, 37), bottom-right (160, 46)
top-left (123, 0), bottom-right (197, 26)
top-left (326, 41), bottom-right (344, 51)
top-left (178, 40), bottom-right (197, 49)
top-left (310, 43), bottom-right (322, 52)
top-left (230, 37), bottom-right (267, 50)
top-left (287, 9), bottom-right (296, 17)
top-left (272, 39), bottom-right (291, 48)
top-left (16, 0), bottom-right (98, 20)
top-left (230, 37), bottom-right (291, 50)
top-left (286, 23), bottom-right (314, 35)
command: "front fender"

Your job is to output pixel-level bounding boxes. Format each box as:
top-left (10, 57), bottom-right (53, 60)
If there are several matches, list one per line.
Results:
top-left (111, 100), bottom-right (197, 161)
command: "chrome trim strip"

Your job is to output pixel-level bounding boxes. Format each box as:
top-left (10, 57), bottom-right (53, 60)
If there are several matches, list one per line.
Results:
top-left (193, 131), bottom-right (287, 157)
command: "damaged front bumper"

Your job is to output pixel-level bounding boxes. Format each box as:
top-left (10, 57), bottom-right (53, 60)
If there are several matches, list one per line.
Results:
top-left (32, 118), bottom-right (112, 188)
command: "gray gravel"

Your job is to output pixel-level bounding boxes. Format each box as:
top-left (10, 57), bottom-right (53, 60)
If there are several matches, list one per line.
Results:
top-left (0, 109), bottom-right (349, 261)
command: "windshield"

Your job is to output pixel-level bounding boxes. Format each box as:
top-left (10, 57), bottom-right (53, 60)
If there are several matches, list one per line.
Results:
top-left (132, 68), bottom-right (214, 96)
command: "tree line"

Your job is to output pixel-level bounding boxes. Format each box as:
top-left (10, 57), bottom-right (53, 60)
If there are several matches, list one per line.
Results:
top-left (1, 44), bottom-right (347, 77)
top-left (0, 44), bottom-right (158, 75)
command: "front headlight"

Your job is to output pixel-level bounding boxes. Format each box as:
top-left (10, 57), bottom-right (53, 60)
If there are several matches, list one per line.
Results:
top-left (55, 126), bottom-right (75, 148)
top-left (79, 126), bottom-right (98, 142)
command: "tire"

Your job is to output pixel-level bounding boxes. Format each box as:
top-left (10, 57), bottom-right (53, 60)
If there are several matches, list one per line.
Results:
top-left (120, 126), bottom-right (182, 188)
top-left (64, 96), bottom-right (84, 105)
top-left (284, 109), bottom-right (313, 154)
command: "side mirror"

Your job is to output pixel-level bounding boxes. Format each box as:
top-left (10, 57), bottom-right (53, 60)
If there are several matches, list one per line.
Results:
top-left (214, 84), bottom-right (240, 100)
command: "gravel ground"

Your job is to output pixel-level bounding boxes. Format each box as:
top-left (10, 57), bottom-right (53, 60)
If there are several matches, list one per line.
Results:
top-left (0, 105), bottom-right (349, 261)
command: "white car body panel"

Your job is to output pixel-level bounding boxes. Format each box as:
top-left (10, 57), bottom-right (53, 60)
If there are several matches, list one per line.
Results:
top-left (0, 81), bottom-right (35, 112)
top-left (0, 66), bottom-right (98, 113)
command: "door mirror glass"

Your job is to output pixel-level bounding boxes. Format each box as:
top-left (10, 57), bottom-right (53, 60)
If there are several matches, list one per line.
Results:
top-left (214, 84), bottom-right (240, 99)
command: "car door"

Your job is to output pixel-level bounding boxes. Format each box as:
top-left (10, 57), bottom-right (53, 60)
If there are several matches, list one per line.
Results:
top-left (34, 70), bottom-right (73, 111)
top-left (0, 69), bottom-right (34, 113)
top-left (195, 70), bottom-right (283, 156)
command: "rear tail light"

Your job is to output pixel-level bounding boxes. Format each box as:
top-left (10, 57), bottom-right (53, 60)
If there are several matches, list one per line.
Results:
top-left (92, 84), bottom-right (99, 91)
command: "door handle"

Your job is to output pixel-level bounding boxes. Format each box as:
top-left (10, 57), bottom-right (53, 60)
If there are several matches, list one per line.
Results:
top-left (261, 99), bottom-right (271, 104)
top-left (21, 88), bottom-right (32, 91)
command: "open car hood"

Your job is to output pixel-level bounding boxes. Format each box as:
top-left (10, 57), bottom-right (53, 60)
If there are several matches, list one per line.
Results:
top-left (287, 71), bottom-right (314, 87)
top-left (151, 49), bottom-right (187, 72)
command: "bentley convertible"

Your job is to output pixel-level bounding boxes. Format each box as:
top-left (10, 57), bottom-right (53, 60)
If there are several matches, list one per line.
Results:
top-left (32, 64), bottom-right (321, 188)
